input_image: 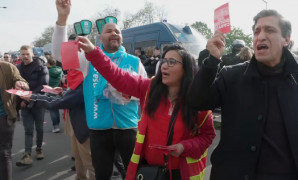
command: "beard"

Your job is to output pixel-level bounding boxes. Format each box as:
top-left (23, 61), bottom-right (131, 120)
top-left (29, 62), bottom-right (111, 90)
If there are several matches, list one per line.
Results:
top-left (105, 41), bottom-right (121, 52)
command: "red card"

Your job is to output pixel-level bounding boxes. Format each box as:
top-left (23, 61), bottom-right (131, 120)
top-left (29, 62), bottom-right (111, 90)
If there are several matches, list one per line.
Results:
top-left (214, 3), bottom-right (231, 34)
top-left (6, 89), bottom-right (32, 96)
top-left (61, 41), bottom-right (80, 70)
top-left (149, 144), bottom-right (177, 154)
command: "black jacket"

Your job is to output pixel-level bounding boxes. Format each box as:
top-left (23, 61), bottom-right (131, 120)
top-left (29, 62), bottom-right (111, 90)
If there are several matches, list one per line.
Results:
top-left (188, 48), bottom-right (298, 180)
top-left (17, 57), bottom-right (49, 93)
top-left (30, 84), bottom-right (89, 144)
top-left (17, 57), bottom-right (49, 109)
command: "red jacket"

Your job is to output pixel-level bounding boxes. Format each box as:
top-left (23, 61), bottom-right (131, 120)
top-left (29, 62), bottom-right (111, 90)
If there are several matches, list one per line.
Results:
top-left (85, 47), bottom-right (216, 179)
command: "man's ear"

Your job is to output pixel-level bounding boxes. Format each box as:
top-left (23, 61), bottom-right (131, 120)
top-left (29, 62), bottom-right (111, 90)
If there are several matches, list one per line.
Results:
top-left (284, 36), bottom-right (291, 47)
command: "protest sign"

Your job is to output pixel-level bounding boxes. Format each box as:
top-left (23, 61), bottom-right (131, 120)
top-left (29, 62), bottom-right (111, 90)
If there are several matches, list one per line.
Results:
top-left (61, 41), bottom-right (80, 70)
top-left (214, 3), bottom-right (231, 34)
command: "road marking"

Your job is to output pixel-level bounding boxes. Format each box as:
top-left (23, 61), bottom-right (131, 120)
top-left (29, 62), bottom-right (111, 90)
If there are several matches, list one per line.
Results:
top-left (49, 155), bottom-right (69, 164)
top-left (63, 174), bottom-right (76, 180)
top-left (48, 169), bottom-right (71, 180)
top-left (23, 171), bottom-right (46, 180)
top-left (12, 142), bottom-right (46, 157)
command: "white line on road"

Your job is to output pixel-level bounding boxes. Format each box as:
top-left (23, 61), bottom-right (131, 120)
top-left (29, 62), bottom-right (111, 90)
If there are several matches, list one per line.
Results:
top-left (49, 155), bottom-right (69, 164)
top-left (63, 174), bottom-right (76, 180)
top-left (12, 142), bottom-right (46, 157)
top-left (23, 171), bottom-right (46, 180)
top-left (47, 169), bottom-right (71, 180)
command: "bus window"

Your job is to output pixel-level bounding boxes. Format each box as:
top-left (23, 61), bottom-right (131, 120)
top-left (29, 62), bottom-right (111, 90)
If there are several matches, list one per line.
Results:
top-left (134, 40), bottom-right (156, 50)
top-left (123, 43), bottom-right (131, 53)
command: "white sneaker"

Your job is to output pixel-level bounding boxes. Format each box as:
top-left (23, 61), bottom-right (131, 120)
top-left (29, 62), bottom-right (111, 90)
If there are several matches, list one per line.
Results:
top-left (52, 128), bottom-right (60, 133)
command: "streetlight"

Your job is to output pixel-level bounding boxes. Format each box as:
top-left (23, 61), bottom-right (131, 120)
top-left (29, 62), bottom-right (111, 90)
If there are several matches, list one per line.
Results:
top-left (0, 6), bottom-right (7, 9)
top-left (262, 0), bottom-right (268, 9)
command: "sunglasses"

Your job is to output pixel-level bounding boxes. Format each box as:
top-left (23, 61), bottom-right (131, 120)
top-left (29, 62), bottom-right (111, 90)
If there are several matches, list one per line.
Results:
top-left (4, 56), bottom-right (9, 58)
top-left (160, 58), bottom-right (183, 67)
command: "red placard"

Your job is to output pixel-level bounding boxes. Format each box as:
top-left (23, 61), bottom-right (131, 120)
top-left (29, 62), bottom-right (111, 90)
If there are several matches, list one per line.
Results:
top-left (214, 3), bottom-right (231, 34)
top-left (61, 41), bottom-right (80, 70)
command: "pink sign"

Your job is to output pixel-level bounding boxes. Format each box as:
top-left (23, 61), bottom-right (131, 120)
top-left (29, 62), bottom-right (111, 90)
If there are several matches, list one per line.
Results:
top-left (214, 3), bottom-right (231, 34)
top-left (149, 144), bottom-right (177, 154)
top-left (6, 89), bottom-right (32, 96)
top-left (41, 85), bottom-right (62, 95)
top-left (61, 41), bottom-right (80, 70)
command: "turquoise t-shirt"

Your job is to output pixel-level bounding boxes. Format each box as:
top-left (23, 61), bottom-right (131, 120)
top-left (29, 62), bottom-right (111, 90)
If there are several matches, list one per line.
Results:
top-left (0, 93), bottom-right (7, 116)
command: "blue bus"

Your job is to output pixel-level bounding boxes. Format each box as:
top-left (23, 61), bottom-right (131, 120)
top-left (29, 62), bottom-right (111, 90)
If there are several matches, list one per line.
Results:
top-left (95, 22), bottom-right (207, 59)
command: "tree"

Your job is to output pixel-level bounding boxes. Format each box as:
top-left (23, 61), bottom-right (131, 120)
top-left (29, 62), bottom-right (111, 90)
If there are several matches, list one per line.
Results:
top-left (32, 26), bottom-right (54, 47)
top-left (123, 2), bottom-right (167, 29)
top-left (191, 21), bottom-right (213, 39)
top-left (225, 27), bottom-right (253, 53)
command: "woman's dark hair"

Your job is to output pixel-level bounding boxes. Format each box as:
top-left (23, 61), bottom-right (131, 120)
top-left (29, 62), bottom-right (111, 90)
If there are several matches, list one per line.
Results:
top-left (145, 44), bottom-right (199, 131)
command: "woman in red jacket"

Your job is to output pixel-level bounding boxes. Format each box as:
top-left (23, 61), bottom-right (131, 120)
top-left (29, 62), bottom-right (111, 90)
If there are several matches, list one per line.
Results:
top-left (78, 36), bottom-right (216, 180)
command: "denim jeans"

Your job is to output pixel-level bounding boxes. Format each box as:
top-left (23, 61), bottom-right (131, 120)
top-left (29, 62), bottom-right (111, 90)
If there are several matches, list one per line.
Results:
top-left (89, 128), bottom-right (137, 180)
top-left (48, 109), bottom-right (60, 128)
top-left (21, 108), bottom-right (45, 154)
top-left (0, 116), bottom-right (14, 180)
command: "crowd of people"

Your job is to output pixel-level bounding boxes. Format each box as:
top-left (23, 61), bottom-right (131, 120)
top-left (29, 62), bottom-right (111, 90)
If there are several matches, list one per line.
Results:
top-left (0, 0), bottom-right (298, 180)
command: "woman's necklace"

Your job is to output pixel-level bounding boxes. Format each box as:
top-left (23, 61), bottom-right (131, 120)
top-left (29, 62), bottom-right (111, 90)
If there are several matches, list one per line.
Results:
top-left (168, 95), bottom-right (177, 115)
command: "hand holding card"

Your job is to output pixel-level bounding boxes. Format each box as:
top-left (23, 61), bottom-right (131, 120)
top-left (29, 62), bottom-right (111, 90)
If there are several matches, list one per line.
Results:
top-left (214, 3), bottom-right (231, 34)
top-left (149, 144), bottom-right (177, 154)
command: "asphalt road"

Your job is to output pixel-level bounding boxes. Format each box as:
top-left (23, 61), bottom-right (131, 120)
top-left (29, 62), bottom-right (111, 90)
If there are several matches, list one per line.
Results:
top-left (11, 110), bottom-right (221, 180)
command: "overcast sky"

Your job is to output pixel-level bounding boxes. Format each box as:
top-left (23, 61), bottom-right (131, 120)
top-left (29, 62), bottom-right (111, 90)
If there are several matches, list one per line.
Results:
top-left (0, 0), bottom-right (297, 53)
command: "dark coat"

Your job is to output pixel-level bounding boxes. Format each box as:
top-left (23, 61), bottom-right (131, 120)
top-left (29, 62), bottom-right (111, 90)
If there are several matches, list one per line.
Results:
top-left (17, 57), bottom-right (49, 93)
top-left (188, 48), bottom-right (298, 180)
top-left (30, 84), bottom-right (89, 144)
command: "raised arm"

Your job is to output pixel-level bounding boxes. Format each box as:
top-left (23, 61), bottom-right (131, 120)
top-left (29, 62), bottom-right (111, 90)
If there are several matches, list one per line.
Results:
top-left (52, 0), bottom-right (71, 60)
top-left (188, 31), bottom-right (225, 110)
top-left (77, 36), bottom-right (150, 101)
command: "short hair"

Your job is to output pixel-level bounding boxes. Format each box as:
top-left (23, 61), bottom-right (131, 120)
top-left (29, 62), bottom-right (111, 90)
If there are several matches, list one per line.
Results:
top-left (68, 34), bottom-right (77, 41)
top-left (20, 45), bottom-right (33, 52)
top-left (4, 52), bottom-right (10, 57)
top-left (252, 9), bottom-right (291, 38)
top-left (47, 57), bottom-right (56, 66)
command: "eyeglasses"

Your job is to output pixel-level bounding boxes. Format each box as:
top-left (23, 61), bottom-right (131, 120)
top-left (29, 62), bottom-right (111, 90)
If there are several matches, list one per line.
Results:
top-left (4, 56), bottom-right (9, 58)
top-left (160, 58), bottom-right (183, 67)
